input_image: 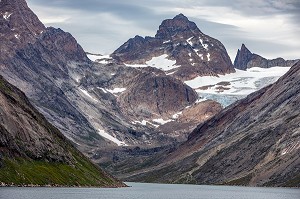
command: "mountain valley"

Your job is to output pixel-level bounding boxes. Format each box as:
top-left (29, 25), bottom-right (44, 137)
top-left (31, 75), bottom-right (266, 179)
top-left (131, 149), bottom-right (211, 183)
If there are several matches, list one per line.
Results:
top-left (0, 0), bottom-right (299, 187)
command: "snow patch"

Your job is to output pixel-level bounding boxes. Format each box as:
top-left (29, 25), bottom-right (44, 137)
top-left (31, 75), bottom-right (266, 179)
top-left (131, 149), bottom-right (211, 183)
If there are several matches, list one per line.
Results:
top-left (14, 34), bottom-right (20, 40)
top-left (163, 40), bottom-right (171, 44)
top-left (187, 36), bottom-right (194, 46)
top-left (79, 88), bottom-right (98, 102)
top-left (97, 130), bottom-right (128, 146)
top-left (207, 53), bottom-right (211, 61)
top-left (133, 120), bottom-right (147, 125)
top-left (3, 12), bottom-right (12, 20)
top-left (152, 118), bottom-right (172, 125)
top-left (125, 54), bottom-right (180, 71)
top-left (172, 111), bottom-right (183, 119)
top-left (97, 87), bottom-right (108, 94)
top-left (87, 54), bottom-right (111, 64)
top-left (166, 70), bottom-right (177, 75)
top-left (200, 38), bottom-right (208, 50)
top-left (106, 87), bottom-right (126, 94)
top-left (198, 53), bottom-right (204, 60)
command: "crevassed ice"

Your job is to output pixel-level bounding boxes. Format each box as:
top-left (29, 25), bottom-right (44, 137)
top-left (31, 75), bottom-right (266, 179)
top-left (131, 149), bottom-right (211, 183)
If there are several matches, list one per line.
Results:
top-left (185, 67), bottom-right (291, 96)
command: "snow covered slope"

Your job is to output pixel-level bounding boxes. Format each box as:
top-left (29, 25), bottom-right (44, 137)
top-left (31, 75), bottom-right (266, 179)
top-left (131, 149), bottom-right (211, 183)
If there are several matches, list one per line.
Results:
top-left (185, 67), bottom-right (291, 107)
top-left (125, 54), bottom-right (180, 71)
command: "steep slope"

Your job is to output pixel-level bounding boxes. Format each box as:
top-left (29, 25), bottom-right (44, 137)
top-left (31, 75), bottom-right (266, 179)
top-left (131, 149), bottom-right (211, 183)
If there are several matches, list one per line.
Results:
top-left (112, 14), bottom-right (235, 81)
top-left (0, 0), bottom-right (219, 169)
top-left (0, 75), bottom-right (124, 187)
top-left (0, 0), bottom-right (106, 150)
top-left (124, 61), bottom-right (300, 187)
top-left (234, 44), bottom-right (298, 70)
top-left (118, 70), bottom-right (198, 119)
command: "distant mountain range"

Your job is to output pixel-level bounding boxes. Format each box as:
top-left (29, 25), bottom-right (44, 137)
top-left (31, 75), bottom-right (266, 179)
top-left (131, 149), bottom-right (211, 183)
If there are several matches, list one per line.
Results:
top-left (1, 0), bottom-right (299, 187)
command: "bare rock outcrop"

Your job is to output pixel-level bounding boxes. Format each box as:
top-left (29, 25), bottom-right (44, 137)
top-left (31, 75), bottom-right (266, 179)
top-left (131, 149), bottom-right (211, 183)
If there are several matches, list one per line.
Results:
top-left (112, 14), bottom-right (235, 81)
top-left (123, 61), bottom-right (300, 187)
top-left (234, 44), bottom-right (298, 70)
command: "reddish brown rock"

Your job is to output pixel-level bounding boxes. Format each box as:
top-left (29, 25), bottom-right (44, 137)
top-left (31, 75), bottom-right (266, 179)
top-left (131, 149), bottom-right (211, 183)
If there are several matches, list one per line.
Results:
top-left (112, 14), bottom-right (235, 81)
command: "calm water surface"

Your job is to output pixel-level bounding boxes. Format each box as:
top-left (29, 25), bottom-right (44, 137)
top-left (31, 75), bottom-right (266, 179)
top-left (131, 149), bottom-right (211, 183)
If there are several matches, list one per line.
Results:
top-left (0, 182), bottom-right (299, 199)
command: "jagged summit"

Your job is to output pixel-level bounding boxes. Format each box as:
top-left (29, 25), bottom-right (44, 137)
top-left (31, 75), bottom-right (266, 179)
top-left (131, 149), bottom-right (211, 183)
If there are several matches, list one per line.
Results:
top-left (234, 44), bottom-right (298, 70)
top-left (112, 14), bottom-right (234, 81)
top-left (234, 44), bottom-right (253, 70)
top-left (0, 0), bottom-right (45, 40)
top-left (155, 14), bottom-right (199, 39)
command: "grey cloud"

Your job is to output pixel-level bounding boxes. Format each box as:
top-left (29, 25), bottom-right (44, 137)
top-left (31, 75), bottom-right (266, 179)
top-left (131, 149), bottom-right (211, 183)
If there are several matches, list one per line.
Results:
top-left (191, 0), bottom-right (300, 16)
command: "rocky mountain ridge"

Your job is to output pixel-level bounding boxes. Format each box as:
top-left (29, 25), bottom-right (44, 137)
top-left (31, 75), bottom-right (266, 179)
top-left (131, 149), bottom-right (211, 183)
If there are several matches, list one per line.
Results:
top-left (0, 0), bottom-right (220, 167)
top-left (120, 61), bottom-right (300, 187)
top-left (234, 44), bottom-right (298, 70)
top-left (0, 75), bottom-right (124, 187)
top-left (112, 14), bottom-right (235, 81)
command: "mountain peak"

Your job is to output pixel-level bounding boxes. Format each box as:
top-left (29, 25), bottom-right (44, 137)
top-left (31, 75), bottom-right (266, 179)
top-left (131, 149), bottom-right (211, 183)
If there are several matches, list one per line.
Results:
top-left (241, 44), bottom-right (251, 54)
top-left (173, 13), bottom-right (188, 20)
top-left (234, 44), bottom-right (298, 70)
top-left (155, 14), bottom-right (199, 39)
top-left (234, 44), bottom-right (253, 70)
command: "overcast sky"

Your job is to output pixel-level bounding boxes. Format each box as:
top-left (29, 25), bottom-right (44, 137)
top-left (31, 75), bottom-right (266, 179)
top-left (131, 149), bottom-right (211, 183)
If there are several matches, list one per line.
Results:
top-left (27, 0), bottom-right (300, 61)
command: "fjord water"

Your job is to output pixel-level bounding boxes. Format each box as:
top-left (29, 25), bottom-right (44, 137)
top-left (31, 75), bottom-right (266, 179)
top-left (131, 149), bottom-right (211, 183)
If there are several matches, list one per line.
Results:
top-left (0, 183), bottom-right (299, 199)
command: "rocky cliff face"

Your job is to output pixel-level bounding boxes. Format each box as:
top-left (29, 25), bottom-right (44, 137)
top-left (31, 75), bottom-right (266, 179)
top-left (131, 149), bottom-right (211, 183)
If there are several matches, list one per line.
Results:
top-left (234, 44), bottom-right (298, 70)
top-left (0, 0), bottom-right (219, 168)
top-left (123, 61), bottom-right (300, 187)
top-left (0, 75), bottom-right (124, 187)
top-left (112, 14), bottom-right (235, 81)
top-left (118, 72), bottom-right (197, 119)
top-left (0, 0), bottom-right (45, 55)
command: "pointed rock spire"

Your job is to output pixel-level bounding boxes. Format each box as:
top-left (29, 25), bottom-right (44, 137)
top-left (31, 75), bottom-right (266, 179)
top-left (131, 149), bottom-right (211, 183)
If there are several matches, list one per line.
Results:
top-left (234, 44), bottom-right (253, 70)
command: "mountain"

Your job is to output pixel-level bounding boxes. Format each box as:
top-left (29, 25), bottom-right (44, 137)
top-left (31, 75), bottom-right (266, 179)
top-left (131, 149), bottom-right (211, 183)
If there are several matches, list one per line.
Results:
top-left (0, 75), bottom-right (124, 187)
top-left (234, 44), bottom-right (298, 70)
top-left (122, 61), bottom-right (300, 187)
top-left (0, 0), bottom-right (220, 169)
top-left (112, 14), bottom-right (235, 81)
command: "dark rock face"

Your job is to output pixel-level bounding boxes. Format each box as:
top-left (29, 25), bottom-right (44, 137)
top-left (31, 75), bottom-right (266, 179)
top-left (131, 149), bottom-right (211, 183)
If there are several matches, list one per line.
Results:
top-left (123, 61), bottom-right (300, 187)
top-left (112, 14), bottom-right (235, 81)
top-left (118, 72), bottom-right (198, 119)
top-left (0, 75), bottom-right (124, 187)
top-left (234, 44), bottom-right (298, 70)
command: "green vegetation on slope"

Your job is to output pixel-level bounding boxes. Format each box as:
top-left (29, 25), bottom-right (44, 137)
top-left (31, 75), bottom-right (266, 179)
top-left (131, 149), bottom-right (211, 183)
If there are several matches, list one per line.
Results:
top-left (0, 75), bottom-right (124, 187)
top-left (0, 156), bottom-right (118, 187)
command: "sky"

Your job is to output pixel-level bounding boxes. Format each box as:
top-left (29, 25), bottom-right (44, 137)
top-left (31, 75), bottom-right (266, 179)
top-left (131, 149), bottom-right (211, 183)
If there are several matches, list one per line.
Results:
top-left (26, 0), bottom-right (300, 62)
